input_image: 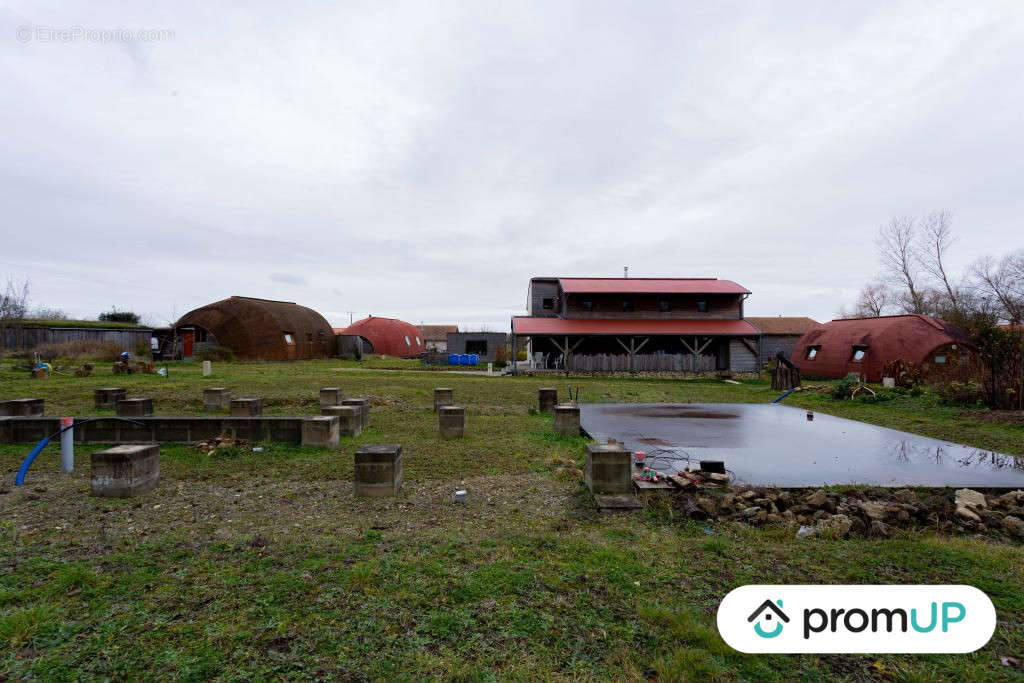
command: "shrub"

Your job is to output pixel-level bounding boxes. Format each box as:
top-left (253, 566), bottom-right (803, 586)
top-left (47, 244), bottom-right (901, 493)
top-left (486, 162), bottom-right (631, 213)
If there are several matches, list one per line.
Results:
top-left (831, 378), bottom-right (857, 400)
top-left (195, 345), bottom-right (235, 362)
top-left (934, 381), bottom-right (986, 406)
top-left (98, 309), bottom-right (141, 324)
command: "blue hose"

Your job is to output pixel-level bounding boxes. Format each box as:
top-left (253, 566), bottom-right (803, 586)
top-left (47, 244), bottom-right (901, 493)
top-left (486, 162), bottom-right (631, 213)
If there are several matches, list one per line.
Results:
top-left (15, 437), bottom-right (51, 487)
top-left (772, 388), bottom-right (796, 404)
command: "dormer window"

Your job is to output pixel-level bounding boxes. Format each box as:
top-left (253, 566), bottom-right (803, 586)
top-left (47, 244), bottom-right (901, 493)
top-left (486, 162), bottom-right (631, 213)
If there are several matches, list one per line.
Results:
top-left (622, 298), bottom-right (634, 312)
top-left (696, 300), bottom-right (708, 313)
top-left (851, 346), bottom-right (867, 362)
top-left (805, 345), bottom-right (820, 360)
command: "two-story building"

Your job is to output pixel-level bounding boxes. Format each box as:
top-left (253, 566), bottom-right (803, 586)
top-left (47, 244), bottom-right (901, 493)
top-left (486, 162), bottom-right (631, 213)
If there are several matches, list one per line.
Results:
top-left (511, 277), bottom-right (760, 373)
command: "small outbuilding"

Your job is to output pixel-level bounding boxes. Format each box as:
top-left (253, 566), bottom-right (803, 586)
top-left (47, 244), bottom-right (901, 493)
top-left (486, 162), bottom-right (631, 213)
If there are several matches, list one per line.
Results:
top-left (338, 316), bottom-right (425, 358)
top-left (173, 296), bottom-right (335, 360)
top-left (419, 325), bottom-right (459, 352)
top-left (792, 314), bottom-right (972, 381)
top-left (447, 332), bottom-right (508, 363)
top-left (746, 316), bottom-right (820, 366)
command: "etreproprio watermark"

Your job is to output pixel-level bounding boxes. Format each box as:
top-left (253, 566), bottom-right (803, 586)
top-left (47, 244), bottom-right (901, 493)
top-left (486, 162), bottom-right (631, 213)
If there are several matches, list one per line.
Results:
top-left (16, 25), bottom-right (175, 44)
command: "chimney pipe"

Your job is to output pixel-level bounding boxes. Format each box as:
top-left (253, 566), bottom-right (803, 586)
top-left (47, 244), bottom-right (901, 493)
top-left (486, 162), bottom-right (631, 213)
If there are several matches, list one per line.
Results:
top-left (624, 266), bottom-right (629, 278)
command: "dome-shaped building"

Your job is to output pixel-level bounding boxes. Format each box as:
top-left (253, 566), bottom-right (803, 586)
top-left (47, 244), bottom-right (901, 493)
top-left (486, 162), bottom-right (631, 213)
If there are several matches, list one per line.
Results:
top-left (792, 314), bottom-right (972, 381)
top-left (336, 316), bottom-right (425, 357)
top-left (174, 296), bottom-right (335, 360)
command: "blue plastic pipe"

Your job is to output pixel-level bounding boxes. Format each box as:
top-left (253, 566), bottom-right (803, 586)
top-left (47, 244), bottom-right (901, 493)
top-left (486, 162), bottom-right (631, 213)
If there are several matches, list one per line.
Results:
top-left (15, 437), bottom-right (51, 486)
top-left (772, 388), bottom-right (797, 404)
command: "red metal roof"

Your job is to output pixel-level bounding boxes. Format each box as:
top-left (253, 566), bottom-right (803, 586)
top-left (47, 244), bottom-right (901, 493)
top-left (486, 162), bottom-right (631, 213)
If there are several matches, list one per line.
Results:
top-left (792, 314), bottom-right (972, 381)
top-left (556, 278), bottom-right (750, 295)
top-left (338, 316), bottom-right (425, 357)
top-left (512, 317), bottom-right (759, 336)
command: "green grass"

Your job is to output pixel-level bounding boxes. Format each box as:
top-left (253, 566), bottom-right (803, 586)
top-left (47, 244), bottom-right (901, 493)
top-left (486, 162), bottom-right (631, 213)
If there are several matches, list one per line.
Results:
top-left (1, 359), bottom-right (1022, 680)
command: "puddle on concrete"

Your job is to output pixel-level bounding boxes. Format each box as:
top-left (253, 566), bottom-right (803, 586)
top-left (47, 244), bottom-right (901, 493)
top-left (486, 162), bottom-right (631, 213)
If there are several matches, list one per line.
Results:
top-left (580, 403), bottom-right (1024, 488)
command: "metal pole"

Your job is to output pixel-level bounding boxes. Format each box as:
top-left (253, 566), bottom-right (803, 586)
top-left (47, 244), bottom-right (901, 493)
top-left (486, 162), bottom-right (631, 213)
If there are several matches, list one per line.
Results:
top-left (60, 416), bottom-right (74, 473)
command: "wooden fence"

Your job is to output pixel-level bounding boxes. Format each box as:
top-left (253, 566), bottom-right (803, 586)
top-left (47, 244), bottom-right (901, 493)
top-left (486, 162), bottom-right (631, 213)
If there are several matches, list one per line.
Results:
top-left (0, 326), bottom-right (153, 351)
top-left (567, 353), bottom-right (718, 373)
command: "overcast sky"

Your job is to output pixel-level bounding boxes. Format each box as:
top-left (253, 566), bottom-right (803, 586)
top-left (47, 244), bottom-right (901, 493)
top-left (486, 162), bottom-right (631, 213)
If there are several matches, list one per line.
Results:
top-left (2, 2), bottom-right (1022, 330)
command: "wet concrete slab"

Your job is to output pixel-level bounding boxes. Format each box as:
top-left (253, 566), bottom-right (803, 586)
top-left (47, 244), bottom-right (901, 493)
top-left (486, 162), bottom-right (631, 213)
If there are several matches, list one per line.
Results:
top-left (579, 403), bottom-right (1024, 488)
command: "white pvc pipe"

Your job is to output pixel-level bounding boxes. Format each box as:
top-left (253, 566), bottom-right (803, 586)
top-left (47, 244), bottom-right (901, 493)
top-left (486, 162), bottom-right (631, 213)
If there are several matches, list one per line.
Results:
top-left (60, 416), bottom-right (74, 473)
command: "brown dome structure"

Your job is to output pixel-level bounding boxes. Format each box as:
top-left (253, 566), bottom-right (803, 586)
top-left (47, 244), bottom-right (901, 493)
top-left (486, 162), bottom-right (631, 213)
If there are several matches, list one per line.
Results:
top-left (174, 296), bottom-right (335, 360)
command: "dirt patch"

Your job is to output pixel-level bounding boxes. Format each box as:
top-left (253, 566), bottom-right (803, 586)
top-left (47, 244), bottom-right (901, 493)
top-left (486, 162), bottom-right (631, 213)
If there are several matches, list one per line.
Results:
top-left (959, 410), bottom-right (1024, 426)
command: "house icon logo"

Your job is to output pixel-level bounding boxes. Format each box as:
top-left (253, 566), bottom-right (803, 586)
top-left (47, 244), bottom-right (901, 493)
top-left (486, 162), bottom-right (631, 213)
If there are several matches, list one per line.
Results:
top-left (748, 599), bottom-right (789, 638)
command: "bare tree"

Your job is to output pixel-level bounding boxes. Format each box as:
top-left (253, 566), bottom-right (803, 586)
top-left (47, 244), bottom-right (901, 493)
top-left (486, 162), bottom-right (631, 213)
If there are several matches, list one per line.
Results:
top-left (877, 216), bottom-right (928, 314)
top-left (0, 277), bottom-right (30, 349)
top-left (837, 281), bottom-right (894, 318)
top-left (918, 210), bottom-right (963, 314)
top-left (972, 251), bottom-right (1024, 323)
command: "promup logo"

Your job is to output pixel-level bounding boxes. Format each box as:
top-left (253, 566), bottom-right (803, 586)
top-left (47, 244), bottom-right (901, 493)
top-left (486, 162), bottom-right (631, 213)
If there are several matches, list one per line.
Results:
top-left (748, 599), bottom-right (789, 638)
top-left (718, 585), bottom-right (996, 653)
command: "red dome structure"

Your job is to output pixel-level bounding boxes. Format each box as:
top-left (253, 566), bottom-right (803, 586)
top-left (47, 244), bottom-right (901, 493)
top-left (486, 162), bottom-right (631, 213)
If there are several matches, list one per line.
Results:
top-left (336, 316), bottom-right (425, 358)
top-left (792, 314), bottom-right (972, 381)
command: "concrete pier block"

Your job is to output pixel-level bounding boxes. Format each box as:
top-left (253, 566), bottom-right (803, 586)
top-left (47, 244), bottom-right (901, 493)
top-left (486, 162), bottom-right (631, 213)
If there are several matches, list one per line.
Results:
top-left (433, 388), bottom-right (453, 412)
top-left (553, 404), bottom-right (581, 437)
top-left (321, 405), bottom-right (362, 436)
top-left (320, 387), bottom-right (343, 408)
top-left (203, 388), bottom-right (231, 411)
top-left (302, 416), bottom-right (340, 448)
top-left (91, 444), bottom-right (159, 497)
top-left (354, 444), bottom-right (402, 497)
top-left (341, 398), bottom-right (370, 428)
top-left (585, 443), bottom-right (632, 494)
top-left (230, 398), bottom-right (262, 417)
top-left (538, 388), bottom-right (558, 413)
top-left (438, 405), bottom-right (465, 438)
top-left (94, 388), bottom-right (126, 409)
top-left (0, 398), bottom-right (44, 417)
top-left (116, 398), bottom-right (154, 417)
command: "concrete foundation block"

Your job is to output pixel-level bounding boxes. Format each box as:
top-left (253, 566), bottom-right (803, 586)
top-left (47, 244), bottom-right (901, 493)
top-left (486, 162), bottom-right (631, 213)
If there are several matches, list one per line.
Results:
top-left (302, 415), bottom-right (340, 448)
top-left (354, 444), bottom-right (402, 497)
top-left (553, 404), bottom-right (581, 437)
top-left (433, 388), bottom-right (453, 412)
top-left (230, 398), bottom-right (262, 417)
top-left (538, 388), bottom-right (558, 413)
top-left (91, 444), bottom-right (160, 497)
top-left (0, 398), bottom-right (44, 417)
top-left (203, 388), bottom-right (231, 411)
top-left (321, 405), bottom-right (362, 436)
top-left (320, 387), bottom-right (343, 408)
top-left (585, 443), bottom-right (632, 494)
top-left (341, 398), bottom-right (370, 428)
top-left (116, 398), bottom-right (154, 417)
top-left (438, 405), bottom-right (465, 438)
top-left (94, 388), bottom-right (126, 409)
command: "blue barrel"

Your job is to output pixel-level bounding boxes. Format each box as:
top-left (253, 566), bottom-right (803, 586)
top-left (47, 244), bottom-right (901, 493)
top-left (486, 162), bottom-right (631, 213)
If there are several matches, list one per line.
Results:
top-left (469, 354), bottom-right (479, 366)
top-left (447, 353), bottom-right (458, 365)
top-left (459, 354), bottom-right (470, 365)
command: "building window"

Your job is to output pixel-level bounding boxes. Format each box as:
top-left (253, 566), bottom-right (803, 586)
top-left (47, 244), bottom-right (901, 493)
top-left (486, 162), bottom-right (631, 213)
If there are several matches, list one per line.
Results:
top-left (415, 336), bottom-right (421, 345)
top-left (622, 298), bottom-right (634, 312)
top-left (659, 300), bottom-right (671, 312)
top-left (696, 300), bottom-right (708, 313)
top-left (805, 345), bottom-right (820, 360)
top-left (851, 346), bottom-right (867, 362)
top-left (581, 299), bottom-right (593, 312)
top-left (404, 335), bottom-right (411, 347)
top-left (466, 340), bottom-right (488, 355)
top-left (284, 333), bottom-right (294, 345)
top-left (195, 328), bottom-right (208, 343)
top-left (934, 355), bottom-right (947, 364)
top-left (307, 333), bottom-right (313, 342)
top-left (542, 298), bottom-right (554, 310)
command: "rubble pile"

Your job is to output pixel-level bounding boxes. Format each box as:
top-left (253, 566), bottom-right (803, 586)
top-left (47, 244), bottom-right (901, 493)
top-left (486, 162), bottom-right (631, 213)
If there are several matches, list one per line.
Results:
top-left (673, 486), bottom-right (1024, 541)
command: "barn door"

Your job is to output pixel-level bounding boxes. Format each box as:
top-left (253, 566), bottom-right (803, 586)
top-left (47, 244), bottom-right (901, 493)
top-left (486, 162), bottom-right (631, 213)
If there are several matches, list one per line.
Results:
top-left (182, 330), bottom-right (194, 358)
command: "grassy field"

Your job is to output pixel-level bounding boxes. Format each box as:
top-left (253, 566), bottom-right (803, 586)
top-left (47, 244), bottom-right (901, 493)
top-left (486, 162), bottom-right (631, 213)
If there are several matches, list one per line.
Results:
top-left (1, 359), bottom-right (1022, 680)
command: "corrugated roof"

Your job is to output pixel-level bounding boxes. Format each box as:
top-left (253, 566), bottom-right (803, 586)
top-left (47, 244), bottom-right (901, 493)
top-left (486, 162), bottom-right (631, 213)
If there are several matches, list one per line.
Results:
top-left (746, 316), bottom-right (821, 335)
top-left (557, 278), bottom-right (750, 295)
top-left (512, 317), bottom-right (758, 336)
top-left (419, 324), bottom-right (459, 341)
